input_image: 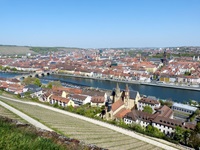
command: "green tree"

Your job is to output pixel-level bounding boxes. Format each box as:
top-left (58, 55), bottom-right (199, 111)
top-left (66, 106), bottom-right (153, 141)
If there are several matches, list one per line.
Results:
top-left (146, 125), bottom-right (164, 138)
top-left (188, 131), bottom-right (200, 149)
top-left (0, 65), bottom-right (3, 70)
top-left (143, 106), bottom-right (153, 114)
top-left (194, 122), bottom-right (200, 133)
top-left (23, 77), bottom-right (41, 86)
top-left (34, 78), bottom-right (42, 87)
top-left (47, 81), bottom-right (62, 89)
top-left (183, 130), bottom-right (191, 145)
top-left (173, 126), bottom-right (184, 142)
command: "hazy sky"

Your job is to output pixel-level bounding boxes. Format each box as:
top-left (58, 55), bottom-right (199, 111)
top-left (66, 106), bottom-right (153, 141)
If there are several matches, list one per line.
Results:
top-left (0, 0), bottom-right (200, 48)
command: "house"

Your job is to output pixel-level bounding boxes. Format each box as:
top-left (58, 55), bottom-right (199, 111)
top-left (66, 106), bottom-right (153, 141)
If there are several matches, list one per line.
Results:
top-left (172, 103), bottom-right (198, 114)
top-left (123, 109), bottom-right (156, 127)
top-left (68, 94), bottom-right (91, 106)
top-left (5, 83), bottom-right (24, 94)
top-left (137, 98), bottom-right (160, 113)
top-left (124, 105), bottom-right (195, 135)
top-left (91, 96), bottom-right (106, 107)
top-left (22, 84), bottom-right (42, 98)
top-left (49, 95), bottom-right (74, 107)
top-left (152, 116), bottom-right (195, 135)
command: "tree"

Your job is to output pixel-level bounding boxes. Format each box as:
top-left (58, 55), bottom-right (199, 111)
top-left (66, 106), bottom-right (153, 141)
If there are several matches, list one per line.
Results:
top-left (0, 65), bottom-right (3, 70)
top-left (146, 125), bottom-right (164, 138)
top-left (47, 81), bottom-right (62, 89)
top-left (173, 126), bottom-right (184, 142)
top-left (23, 77), bottom-right (41, 86)
top-left (143, 106), bottom-right (153, 114)
top-left (10, 67), bottom-right (17, 71)
top-left (34, 78), bottom-right (42, 87)
top-left (194, 122), bottom-right (200, 133)
top-left (183, 130), bottom-right (191, 145)
top-left (188, 131), bottom-right (200, 149)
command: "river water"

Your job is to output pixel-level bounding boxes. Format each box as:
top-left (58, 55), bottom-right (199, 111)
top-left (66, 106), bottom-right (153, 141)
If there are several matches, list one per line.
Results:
top-left (39, 74), bottom-right (200, 103)
top-left (0, 72), bottom-right (199, 103)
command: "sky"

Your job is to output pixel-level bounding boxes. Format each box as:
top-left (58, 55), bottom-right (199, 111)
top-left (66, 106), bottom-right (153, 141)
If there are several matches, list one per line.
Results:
top-left (0, 0), bottom-right (200, 48)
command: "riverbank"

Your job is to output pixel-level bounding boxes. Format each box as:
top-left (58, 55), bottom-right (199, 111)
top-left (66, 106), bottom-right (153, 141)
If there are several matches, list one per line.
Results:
top-left (57, 73), bottom-right (200, 91)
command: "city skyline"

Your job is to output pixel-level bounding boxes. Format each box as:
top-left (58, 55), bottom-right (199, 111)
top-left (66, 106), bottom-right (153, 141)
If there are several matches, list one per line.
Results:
top-left (0, 0), bottom-right (200, 48)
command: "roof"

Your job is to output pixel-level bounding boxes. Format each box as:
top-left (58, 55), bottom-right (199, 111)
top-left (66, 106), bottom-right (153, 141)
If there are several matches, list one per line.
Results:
top-left (82, 89), bottom-right (105, 97)
top-left (112, 100), bottom-right (124, 112)
top-left (157, 105), bottom-right (173, 118)
top-left (138, 98), bottom-right (160, 105)
top-left (153, 116), bottom-right (195, 130)
top-left (173, 103), bottom-right (198, 112)
top-left (91, 96), bottom-right (105, 103)
top-left (70, 94), bottom-right (87, 101)
top-left (52, 86), bottom-right (82, 94)
top-left (114, 108), bottom-right (131, 119)
top-left (50, 95), bottom-right (70, 103)
top-left (129, 90), bottom-right (139, 99)
top-left (124, 110), bottom-right (157, 123)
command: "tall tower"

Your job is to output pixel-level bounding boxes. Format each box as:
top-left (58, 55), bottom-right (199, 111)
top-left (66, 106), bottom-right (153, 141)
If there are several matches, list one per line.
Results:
top-left (116, 83), bottom-right (120, 97)
top-left (125, 84), bottom-right (129, 99)
top-left (124, 84), bottom-right (129, 108)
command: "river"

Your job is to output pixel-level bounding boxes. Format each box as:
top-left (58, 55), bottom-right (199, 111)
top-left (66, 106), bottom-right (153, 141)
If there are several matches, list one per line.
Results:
top-left (0, 72), bottom-right (199, 103)
top-left (39, 74), bottom-right (200, 103)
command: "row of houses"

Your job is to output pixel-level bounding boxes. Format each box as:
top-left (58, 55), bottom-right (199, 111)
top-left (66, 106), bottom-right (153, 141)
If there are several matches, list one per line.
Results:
top-left (123, 98), bottom-right (196, 135)
top-left (41, 86), bottom-right (107, 107)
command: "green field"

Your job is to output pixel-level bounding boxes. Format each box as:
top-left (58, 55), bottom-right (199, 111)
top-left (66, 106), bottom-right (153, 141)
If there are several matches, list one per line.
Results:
top-left (0, 99), bottom-right (160, 150)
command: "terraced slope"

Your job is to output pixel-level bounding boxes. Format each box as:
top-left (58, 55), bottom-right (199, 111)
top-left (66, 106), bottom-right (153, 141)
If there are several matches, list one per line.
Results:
top-left (0, 105), bottom-right (26, 123)
top-left (0, 46), bottom-right (35, 55)
top-left (0, 99), bottom-right (160, 150)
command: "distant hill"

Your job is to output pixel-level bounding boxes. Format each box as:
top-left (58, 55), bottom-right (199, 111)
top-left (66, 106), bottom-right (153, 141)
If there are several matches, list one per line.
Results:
top-left (0, 45), bottom-right (81, 55)
top-left (0, 46), bottom-right (35, 55)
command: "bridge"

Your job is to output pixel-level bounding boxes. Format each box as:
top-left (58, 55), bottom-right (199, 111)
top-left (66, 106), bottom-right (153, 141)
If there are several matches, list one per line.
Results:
top-left (14, 71), bottom-right (57, 80)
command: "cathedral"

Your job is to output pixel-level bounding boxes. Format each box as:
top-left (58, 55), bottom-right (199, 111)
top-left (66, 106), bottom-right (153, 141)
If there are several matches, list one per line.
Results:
top-left (105, 83), bottom-right (141, 120)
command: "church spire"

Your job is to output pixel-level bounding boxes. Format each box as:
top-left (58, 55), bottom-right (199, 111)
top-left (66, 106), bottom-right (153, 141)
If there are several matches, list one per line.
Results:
top-left (116, 83), bottom-right (119, 90)
top-left (125, 84), bottom-right (129, 98)
top-left (125, 84), bottom-right (129, 92)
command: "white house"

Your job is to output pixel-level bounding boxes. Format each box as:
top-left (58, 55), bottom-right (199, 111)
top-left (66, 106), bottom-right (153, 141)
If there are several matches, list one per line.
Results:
top-left (172, 103), bottom-right (198, 114)
top-left (137, 98), bottom-right (160, 113)
top-left (68, 94), bottom-right (91, 106)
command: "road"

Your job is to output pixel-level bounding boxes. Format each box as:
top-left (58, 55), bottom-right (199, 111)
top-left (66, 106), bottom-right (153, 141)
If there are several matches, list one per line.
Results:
top-left (0, 95), bottom-right (179, 150)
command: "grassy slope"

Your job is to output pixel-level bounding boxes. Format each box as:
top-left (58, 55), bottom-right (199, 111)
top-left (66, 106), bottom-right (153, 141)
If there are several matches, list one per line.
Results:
top-left (0, 118), bottom-right (66, 150)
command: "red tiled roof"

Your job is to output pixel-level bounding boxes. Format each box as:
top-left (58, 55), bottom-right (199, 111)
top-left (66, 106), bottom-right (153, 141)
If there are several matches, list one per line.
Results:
top-left (112, 100), bottom-right (124, 112)
top-left (91, 96), bottom-right (105, 103)
top-left (138, 98), bottom-right (160, 105)
top-left (114, 108), bottom-right (131, 119)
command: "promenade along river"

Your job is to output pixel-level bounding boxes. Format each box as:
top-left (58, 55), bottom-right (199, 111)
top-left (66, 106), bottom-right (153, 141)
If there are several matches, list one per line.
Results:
top-left (39, 74), bottom-right (200, 103)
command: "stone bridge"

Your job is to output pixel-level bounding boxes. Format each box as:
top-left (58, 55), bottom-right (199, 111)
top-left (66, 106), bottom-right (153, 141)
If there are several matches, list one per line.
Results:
top-left (15, 71), bottom-right (57, 80)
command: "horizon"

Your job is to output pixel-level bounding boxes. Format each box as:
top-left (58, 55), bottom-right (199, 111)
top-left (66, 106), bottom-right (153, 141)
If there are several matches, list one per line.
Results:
top-left (1, 44), bottom-right (200, 49)
top-left (0, 0), bottom-right (200, 48)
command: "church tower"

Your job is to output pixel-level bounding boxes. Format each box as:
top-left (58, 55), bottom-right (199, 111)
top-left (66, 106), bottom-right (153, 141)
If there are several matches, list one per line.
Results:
top-left (114, 83), bottom-right (121, 102)
top-left (124, 84), bottom-right (129, 108)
